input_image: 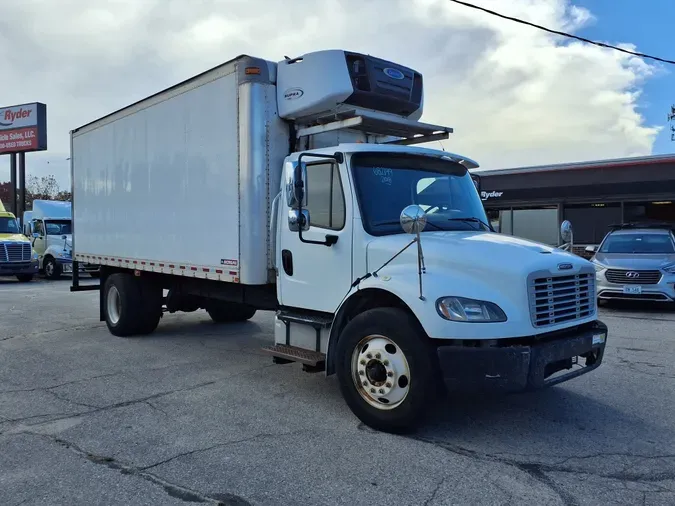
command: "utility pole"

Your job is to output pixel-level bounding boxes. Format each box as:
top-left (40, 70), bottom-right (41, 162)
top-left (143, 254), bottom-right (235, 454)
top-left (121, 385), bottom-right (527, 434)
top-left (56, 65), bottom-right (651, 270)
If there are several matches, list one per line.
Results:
top-left (668, 105), bottom-right (675, 141)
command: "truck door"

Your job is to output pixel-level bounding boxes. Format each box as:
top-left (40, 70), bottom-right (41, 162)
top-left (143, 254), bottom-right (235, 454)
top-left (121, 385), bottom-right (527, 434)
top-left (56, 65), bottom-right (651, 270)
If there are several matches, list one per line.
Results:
top-left (31, 220), bottom-right (46, 259)
top-left (278, 159), bottom-right (354, 314)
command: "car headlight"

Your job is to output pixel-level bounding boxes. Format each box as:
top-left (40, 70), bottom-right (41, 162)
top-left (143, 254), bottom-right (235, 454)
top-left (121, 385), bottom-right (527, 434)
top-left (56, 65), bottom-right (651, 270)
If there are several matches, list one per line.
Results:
top-left (592, 260), bottom-right (606, 273)
top-left (662, 263), bottom-right (675, 274)
top-left (436, 296), bottom-right (507, 323)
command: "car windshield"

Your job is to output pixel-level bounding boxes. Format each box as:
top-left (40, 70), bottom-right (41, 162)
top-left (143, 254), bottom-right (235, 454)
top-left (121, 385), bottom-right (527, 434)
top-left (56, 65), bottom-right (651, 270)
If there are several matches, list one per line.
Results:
top-left (600, 233), bottom-right (675, 254)
top-left (45, 220), bottom-right (72, 235)
top-left (0, 217), bottom-right (20, 234)
top-left (350, 152), bottom-right (488, 236)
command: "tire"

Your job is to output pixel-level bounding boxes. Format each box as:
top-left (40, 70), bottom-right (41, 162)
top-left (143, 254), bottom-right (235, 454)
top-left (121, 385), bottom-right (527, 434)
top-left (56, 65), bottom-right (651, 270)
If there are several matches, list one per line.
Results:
top-left (43, 257), bottom-right (62, 280)
top-left (335, 307), bottom-right (439, 434)
top-left (103, 273), bottom-right (144, 337)
top-left (206, 301), bottom-right (257, 323)
top-left (137, 280), bottom-right (162, 335)
top-left (16, 274), bottom-right (34, 282)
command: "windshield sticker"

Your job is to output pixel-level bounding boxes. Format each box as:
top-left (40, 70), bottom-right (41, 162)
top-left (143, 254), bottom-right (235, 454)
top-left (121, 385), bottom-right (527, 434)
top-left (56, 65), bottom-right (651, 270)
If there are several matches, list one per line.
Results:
top-left (372, 167), bottom-right (393, 186)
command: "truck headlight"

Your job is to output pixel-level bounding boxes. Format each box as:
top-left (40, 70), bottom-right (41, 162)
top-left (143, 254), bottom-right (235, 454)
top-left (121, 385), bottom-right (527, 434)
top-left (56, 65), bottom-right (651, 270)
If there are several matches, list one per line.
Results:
top-left (32, 251), bottom-right (38, 260)
top-left (436, 297), bottom-right (507, 323)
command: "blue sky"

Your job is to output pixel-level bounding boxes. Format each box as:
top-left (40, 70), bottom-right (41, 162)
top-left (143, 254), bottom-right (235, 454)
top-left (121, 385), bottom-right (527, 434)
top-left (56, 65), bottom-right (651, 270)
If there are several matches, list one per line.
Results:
top-left (575, 0), bottom-right (675, 155)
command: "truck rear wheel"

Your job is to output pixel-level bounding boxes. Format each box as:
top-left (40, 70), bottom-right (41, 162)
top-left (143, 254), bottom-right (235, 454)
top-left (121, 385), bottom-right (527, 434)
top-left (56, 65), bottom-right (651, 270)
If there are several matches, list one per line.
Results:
top-left (103, 273), bottom-right (161, 336)
top-left (335, 307), bottom-right (439, 433)
top-left (206, 301), bottom-right (256, 323)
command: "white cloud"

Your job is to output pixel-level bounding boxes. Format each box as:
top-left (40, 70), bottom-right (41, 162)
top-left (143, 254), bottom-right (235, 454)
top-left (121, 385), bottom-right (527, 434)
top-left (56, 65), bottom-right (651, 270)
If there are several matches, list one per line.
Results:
top-left (0, 0), bottom-right (664, 189)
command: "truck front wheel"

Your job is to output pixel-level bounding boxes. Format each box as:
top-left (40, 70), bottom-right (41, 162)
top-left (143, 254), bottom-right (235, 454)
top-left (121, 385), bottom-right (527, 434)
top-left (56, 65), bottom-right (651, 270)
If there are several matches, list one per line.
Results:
top-left (335, 307), bottom-right (439, 434)
top-left (43, 257), bottom-right (62, 280)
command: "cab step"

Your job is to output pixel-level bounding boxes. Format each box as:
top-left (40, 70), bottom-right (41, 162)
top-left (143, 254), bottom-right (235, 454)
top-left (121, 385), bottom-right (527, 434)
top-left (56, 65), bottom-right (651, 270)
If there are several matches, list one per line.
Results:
top-left (261, 344), bottom-right (326, 373)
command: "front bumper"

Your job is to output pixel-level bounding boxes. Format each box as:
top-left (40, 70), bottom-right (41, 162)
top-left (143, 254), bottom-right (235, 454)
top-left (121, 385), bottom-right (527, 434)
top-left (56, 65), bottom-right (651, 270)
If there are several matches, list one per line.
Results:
top-left (597, 273), bottom-right (675, 302)
top-left (437, 320), bottom-right (608, 393)
top-left (0, 260), bottom-right (39, 276)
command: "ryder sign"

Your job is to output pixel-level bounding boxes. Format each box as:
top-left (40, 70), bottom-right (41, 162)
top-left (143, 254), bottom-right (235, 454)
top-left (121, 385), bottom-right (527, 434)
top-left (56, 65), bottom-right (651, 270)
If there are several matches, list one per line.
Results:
top-left (0, 102), bottom-right (47, 154)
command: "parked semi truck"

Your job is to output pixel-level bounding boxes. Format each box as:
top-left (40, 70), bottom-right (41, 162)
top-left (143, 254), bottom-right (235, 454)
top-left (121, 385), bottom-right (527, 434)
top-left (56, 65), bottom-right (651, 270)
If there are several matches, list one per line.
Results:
top-left (0, 200), bottom-right (38, 281)
top-left (29, 199), bottom-right (100, 279)
top-left (70, 49), bottom-right (608, 432)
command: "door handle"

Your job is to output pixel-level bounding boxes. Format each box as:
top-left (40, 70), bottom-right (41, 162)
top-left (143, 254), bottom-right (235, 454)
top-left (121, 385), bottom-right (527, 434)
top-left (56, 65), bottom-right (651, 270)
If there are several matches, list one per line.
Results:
top-left (282, 249), bottom-right (293, 276)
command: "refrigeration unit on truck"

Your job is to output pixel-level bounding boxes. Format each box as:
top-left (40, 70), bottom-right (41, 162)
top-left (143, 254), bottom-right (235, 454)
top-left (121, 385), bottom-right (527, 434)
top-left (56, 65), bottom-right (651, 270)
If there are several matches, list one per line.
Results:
top-left (70, 49), bottom-right (608, 432)
top-left (30, 199), bottom-right (100, 279)
top-left (0, 200), bottom-right (38, 282)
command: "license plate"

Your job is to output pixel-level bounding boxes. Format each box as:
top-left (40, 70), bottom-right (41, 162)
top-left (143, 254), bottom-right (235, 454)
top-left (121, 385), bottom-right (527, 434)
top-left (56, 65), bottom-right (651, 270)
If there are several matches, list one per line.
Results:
top-left (623, 285), bottom-right (642, 295)
top-left (592, 333), bottom-right (606, 345)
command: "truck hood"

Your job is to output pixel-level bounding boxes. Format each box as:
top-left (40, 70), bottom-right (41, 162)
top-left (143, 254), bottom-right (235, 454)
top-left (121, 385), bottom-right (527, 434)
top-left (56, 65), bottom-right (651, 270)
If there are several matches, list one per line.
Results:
top-left (366, 231), bottom-right (587, 279)
top-left (0, 233), bottom-right (30, 243)
top-left (593, 252), bottom-right (675, 270)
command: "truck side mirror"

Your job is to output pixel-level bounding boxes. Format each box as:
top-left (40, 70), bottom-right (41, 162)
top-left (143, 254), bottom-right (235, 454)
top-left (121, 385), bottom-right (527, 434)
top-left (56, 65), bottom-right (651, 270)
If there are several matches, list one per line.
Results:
top-left (286, 161), bottom-right (308, 209)
top-left (560, 220), bottom-right (573, 243)
top-left (585, 245), bottom-right (597, 253)
top-left (32, 232), bottom-right (40, 239)
top-left (288, 209), bottom-right (310, 232)
top-left (470, 173), bottom-right (481, 192)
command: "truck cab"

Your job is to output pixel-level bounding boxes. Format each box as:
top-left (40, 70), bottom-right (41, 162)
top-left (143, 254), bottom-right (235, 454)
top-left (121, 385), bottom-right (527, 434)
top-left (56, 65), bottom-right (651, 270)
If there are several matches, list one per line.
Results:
top-left (0, 201), bottom-right (38, 282)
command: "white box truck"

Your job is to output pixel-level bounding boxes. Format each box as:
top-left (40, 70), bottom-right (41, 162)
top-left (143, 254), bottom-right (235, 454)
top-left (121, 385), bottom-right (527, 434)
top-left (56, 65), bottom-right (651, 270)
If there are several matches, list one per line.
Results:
top-left (70, 49), bottom-right (608, 432)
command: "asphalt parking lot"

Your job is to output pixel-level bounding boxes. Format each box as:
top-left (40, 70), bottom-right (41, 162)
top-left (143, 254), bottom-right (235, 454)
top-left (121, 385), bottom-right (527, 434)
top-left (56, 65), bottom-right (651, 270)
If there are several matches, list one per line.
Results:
top-left (1, 279), bottom-right (674, 506)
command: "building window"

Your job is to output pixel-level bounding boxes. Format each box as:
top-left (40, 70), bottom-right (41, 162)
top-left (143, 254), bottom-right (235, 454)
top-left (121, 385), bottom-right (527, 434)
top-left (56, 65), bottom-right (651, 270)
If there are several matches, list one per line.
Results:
top-left (306, 162), bottom-right (346, 230)
top-left (563, 203), bottom-right (621, 244)
top-left (624, 201), bottom-right (675, 224)
top-left (499, 206), bottom-right (559, 245)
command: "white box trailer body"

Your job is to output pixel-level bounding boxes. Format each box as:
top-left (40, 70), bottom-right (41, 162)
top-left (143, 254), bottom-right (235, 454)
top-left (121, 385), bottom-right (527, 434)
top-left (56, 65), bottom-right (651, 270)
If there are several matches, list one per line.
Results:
top-left (70, 49), bottom-right (608, 433)
top-left (72, 55), bottom-right (288, 285)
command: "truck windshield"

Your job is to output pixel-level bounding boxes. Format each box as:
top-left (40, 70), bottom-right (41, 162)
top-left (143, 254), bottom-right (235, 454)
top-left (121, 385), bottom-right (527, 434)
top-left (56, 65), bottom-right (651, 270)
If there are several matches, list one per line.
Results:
top-left (0, 217), bottom-right (21, 234)
top-left (45, 220), bottom-right (72, 235)
top-left (350, 152), bottom-right (489, 236)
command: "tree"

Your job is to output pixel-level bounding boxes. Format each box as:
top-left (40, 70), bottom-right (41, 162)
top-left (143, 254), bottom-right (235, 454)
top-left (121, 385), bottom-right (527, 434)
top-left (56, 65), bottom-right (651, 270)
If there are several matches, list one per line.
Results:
top-left (0, 174), bottom-right (71, 212)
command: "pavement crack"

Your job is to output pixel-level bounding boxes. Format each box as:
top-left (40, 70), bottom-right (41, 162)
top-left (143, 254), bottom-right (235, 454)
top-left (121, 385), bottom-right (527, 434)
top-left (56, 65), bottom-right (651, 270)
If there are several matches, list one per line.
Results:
top-left (142, 430), bottom-right (308, 471)
top-left (422, 474), bottom-right (449, 506)
top-left (411, 436), bottom-right (675, 497)
top-left (25, 432), bottom-right (247, 505)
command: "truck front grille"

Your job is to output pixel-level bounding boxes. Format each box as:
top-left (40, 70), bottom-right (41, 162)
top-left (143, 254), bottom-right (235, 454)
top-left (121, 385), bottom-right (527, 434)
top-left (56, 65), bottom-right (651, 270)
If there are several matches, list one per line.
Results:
top-left (1, 243), bottom-right (32, 262)
top-left (605, 269), bottom-right (662, 285)
top-left (528, 270), bottom-right (595, 328)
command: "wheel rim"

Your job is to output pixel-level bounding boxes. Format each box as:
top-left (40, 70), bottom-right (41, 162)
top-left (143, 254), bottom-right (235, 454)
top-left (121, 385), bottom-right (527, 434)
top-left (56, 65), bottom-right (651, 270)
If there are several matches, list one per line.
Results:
top-left (351, 334), bottom-right (411, 410)
top-left (45, 261), bottom-right (53, 276)
top-left (107, 285), bottom-right (121, 325)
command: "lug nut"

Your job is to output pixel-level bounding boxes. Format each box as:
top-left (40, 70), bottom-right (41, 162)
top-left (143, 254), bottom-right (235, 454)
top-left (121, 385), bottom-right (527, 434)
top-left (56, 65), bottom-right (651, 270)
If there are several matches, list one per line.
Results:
top-left (366, 353), bottom-right (372, 359)
top-left (359, 370), bottom-right (364, 376)
top-left (370, 388), bottom-right (376, 393)
top-left (360, 359), bottom-right (366, 365)
top-left (378, 389), bottom-right (384, 394)
top-left (375, 353), bottom-right (381, 359)
top-left (387, 371), bottom-right (394, 377)
top-left (362, 381), bottom-right (368, 386)
top-left (385, 382), bottom-right (391, 388)
top-left (383, 360), bottom-right (389, 366)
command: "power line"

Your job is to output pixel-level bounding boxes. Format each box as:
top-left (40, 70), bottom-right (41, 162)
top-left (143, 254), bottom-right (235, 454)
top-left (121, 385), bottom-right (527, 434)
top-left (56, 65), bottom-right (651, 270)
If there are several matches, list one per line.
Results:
top-left (447, 0), bottom-right (675, 66)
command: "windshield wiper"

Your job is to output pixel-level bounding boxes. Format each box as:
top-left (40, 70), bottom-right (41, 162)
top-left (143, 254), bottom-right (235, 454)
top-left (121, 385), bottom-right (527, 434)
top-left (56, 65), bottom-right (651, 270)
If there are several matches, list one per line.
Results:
top-left (372, 220), bottom-right (446, 231)
top-left (447, 217), bottom-right (492, 231)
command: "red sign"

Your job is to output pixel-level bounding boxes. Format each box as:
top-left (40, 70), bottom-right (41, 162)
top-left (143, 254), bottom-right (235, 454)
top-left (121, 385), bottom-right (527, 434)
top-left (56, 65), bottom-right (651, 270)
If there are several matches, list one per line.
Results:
top-left (0, 102), bottom-right (47, 154)
top-left (0, 127), bottom-right (39, 154)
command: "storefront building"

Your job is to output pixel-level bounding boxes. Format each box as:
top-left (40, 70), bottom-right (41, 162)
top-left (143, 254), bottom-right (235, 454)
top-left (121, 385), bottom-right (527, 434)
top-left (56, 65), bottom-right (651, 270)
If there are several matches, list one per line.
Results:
top-left (473, 154), bottom-right (675, 257)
